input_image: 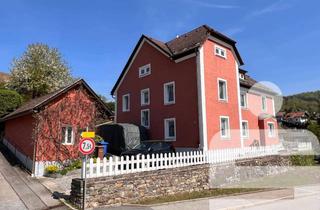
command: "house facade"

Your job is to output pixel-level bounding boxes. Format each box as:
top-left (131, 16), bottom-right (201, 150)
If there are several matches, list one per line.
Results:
top-left (1, 79), bottom-right (112, 176)
top-left (111, 25), bottom-right (279, 151)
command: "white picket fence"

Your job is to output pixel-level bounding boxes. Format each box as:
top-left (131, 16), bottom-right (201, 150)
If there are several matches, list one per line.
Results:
top-left (297, 142), bottom-right (313, 151)
top-left (84, 144), bottom-right (284, 178)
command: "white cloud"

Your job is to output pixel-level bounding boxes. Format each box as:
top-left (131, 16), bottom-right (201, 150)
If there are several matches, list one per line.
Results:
top-left (247, 0), bottom-right (292, 18)
top-left (223, 27), bottom-right (245, 36)
top-left (186, 0), bottom-right (239, 9)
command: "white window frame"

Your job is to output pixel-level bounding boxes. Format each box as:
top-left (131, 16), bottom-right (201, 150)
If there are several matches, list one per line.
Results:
top-left (140, 88), bottom-right (150, 106)
top-left (141, 109), bottom-right (150, 128)
top-left (122, 94), bottom-right (130, 112)
top-left (217, 78), bottom-right (228, 102)
top-left (220, 116), bottom-right (230, 139)
top-left (61, 125), bottom-right (74, 145)
top-left (262, 96), bottom-right (267, 112)
top-left (240, 92), bottom-right (248, 109)
top-left (139, 64), bottom-right (151, 78)
top-left (164, 118), bottom-right (176, 141)
top-left (241, 120), bottom-right (249, 139)
top-left (214, 45), bottom-right (227, 59)
top-left (239, 73), bottom-right (245, 80)
top-left (267, 122), bottom-right (275, 137)
top-left (164, 81), bottom-right (175, 105)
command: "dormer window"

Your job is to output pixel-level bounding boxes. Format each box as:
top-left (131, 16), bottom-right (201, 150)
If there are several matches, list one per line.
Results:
top-left (239, 73), bottom-right (245, 80)
top-left (139, 64), bottom-right (151, 77)
top-left (215, 45), bottom-right (227, 59)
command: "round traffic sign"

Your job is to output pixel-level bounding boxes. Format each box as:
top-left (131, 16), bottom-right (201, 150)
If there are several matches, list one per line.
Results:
top-left (79, 138), bottom-right (95, 155)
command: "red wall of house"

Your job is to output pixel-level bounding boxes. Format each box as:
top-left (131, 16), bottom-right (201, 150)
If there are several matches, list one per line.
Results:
top-left (203, 39), bottom-right (241, 149)
top-left (4, 114), bottom-right (35, 158)
top-left (116, 40), bottom-right (200, 148)
top-left (35, 88), bottom-right (98, 161)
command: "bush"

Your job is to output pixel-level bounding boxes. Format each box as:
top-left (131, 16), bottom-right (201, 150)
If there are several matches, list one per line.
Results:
top-left (290, 155), bottom-right (316, 166)
top-left (0, 89), bottom-right (23, 117)
top-left (45, 165), bottom-right (59, 174)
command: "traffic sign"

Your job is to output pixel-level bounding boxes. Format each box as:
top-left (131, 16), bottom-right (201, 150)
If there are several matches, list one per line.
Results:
top-left (79, 138), bottom-right (95, 155)
top-left (81, 131), bottom-right (95, 138)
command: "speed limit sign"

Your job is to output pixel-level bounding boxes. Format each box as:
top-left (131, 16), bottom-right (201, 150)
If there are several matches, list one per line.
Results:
top-left (79, 138), bottom-right (95, 155)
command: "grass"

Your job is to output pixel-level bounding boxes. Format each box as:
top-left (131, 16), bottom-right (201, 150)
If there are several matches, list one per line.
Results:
top-left (134, 188), bottom-right (264, 205)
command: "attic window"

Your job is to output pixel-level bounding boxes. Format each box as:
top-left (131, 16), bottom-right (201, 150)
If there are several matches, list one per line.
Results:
top-left (239, 73), bottom-right (245, 80)
top-left (215, 45), bottom-right (227, 59)
top-left (139, 64), bottom-right (151, 77)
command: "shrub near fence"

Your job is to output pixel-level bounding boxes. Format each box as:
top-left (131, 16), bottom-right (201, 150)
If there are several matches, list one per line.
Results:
top-left (84, 144), bottom-right (290, 178)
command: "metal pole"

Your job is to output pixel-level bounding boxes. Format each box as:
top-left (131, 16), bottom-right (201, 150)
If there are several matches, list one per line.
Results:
top-left (82, 155), bottom-right (87, 210)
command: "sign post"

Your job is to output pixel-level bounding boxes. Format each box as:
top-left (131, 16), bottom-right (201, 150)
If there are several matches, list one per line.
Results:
top-left (79, 137), bottom-right (95, 210)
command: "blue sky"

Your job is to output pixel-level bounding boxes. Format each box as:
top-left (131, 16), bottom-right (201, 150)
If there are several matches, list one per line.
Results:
top-left (0, 0), bottom-right (319, 98)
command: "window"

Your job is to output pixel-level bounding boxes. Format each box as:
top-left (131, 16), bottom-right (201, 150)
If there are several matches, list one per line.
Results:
top-left (140, 88), bottom-right (150, 106)
top-left (240, 93), bottom-right (247, 108)
top-left (262, 96), bottom-right (267, 111)
top-left (164, 118), bottom-right (176, 140)
top-left (139, 64), bottom-right (151, 77)
top-left (268, 122), bottom-right (275, 137)
top-left (141, 109), bottom-right (150, 128)
top-left (220, 116), bottom-right (230, 138)
top-left (122, 94), bottom-right (130, 112)
top-left (241, 121), bottom-right (249, 138)
top-left (62, 126), bottom-right (74, 145)
top-left (215, 45), bottom-right (227, 58)
top-left (239, 73), bottom-right (245, 80)
top-left (218, 79), bottom-right (227, 101)
top-left (164, 81), bottom-right (175, 105)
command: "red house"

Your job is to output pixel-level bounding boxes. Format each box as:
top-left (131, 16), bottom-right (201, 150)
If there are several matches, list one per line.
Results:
top-left (111, 25), bottom-right (279, 151)
top-left (1, 79), bottom-right (112, 176)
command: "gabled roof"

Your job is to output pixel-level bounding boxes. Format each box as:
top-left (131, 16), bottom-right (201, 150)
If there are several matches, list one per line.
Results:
top-left (1, 79), bottom-right (113, 121)
top-left (111, 25), bottom-right (244, 95)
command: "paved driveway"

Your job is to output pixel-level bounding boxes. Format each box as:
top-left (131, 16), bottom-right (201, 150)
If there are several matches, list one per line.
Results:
top-left (0, 143), bottom-right (68, 210)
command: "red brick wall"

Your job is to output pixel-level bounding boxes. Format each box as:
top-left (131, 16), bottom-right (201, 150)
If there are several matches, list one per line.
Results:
top-left (4, 114), bottom-right (35, 158)
top-left (116, 40), bottom-right (200, 148)
top-left (203, 39), bottom-right (241, 149)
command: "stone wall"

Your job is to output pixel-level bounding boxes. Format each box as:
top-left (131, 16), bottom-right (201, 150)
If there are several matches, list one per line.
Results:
top-left (70, 155), bottom-right (291, 208)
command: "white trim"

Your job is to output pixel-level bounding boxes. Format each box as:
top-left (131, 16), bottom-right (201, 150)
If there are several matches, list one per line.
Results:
top-left (61, 125), bottom-right (74, 145)
top-left (114, 93), bottom-right (117, 123)
top-left (235, 61), bottom-right (244, 148)
top-left (219, 116), bottom-right (230, 139)
top-left (163, 81), bottom-right (175, 105)
top-left (113, 38), bottom-right (170, 94)
top-left (272, 96), bottom-right (276, 116)
top-left (175, 53), bottom-right (197, 63)
top-left (140, 109), bottom-right (150, 128)
top-left (196, 46), bottom-right (208, 151)
top-left (140, 88), bottom-right (150, 106)
top-left (209, 35), bottom-right (241, 65)
top-left (241, 120), bottom-right (249, 139)
top-left (217, 78), bottom-right (228, 102)
top-left (122, 94), bottom-right (130, 112)
top-left (267, 122), bottom-right (275, 137)
top-left (139, 64), bottom-right (151, 78)
top-left (214, 44), bottom-right (227, 59)
top-left (164, 118), bottom-right (176, 141)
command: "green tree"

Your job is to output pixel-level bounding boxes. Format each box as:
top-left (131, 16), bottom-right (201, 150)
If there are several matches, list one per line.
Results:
top-left (0, 89), bottom-right (23, 117)
top-left (8, 43), bottom-right (74, 99)
top-left (307, 122), bottom-right (320, 144)
top-left (98, 94), bottom-right (115, 112)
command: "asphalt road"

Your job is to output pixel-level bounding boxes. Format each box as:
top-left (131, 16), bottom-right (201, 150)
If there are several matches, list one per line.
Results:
top-left (0, 143), bottom-right (68, 210)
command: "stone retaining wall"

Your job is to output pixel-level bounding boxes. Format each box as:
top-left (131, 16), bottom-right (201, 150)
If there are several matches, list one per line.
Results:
top-left (70, 155), bottom-right (291, 208)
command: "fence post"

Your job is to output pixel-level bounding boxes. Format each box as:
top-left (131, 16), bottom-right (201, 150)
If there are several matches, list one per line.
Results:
top-left (120, 156), bottom-right (124, 174)
top-left (96, 158), bottom-right (101, 177)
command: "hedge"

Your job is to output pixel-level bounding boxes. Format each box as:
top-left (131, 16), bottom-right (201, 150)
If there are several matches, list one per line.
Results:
top-left (0, 89), bottom-right (23, 118)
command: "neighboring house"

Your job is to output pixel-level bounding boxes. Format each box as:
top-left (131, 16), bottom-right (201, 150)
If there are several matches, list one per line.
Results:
top-left (111, 24), bottom-right (279, 151)
top-left (0, 72), bottom-right (10, 84)
top-left (1, 79), bottom-right (112, 176)
top-left (276, 112), bottom-right (286, 122)
top-left (284, 111), bottom-right (309, 126)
